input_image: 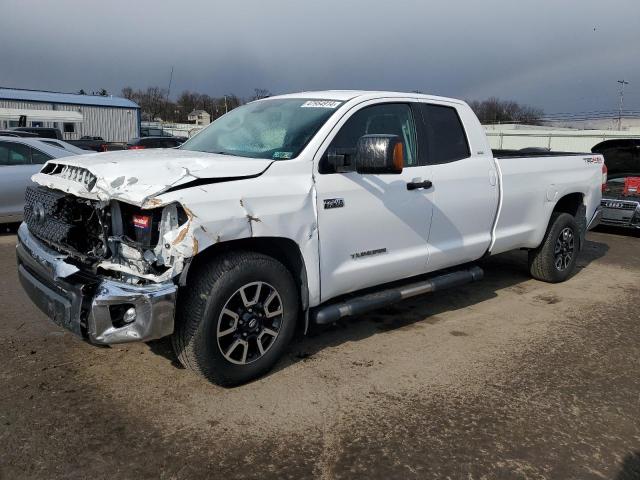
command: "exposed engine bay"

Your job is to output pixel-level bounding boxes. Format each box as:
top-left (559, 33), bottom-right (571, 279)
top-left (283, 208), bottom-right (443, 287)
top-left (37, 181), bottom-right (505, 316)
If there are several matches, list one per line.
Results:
top-left (24, 185), bottom-right (189, 284)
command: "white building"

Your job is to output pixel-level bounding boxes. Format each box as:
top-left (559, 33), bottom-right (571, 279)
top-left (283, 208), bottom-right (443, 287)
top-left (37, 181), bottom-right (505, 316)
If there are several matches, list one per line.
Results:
top-left (188, 110), bottom-right (211, 126)
top-left (0, 87), bottom-right (140, 142)
top-left (484, 121), bottom-right (640, 152)
top-left (545, 117), bottom-right (640, 131)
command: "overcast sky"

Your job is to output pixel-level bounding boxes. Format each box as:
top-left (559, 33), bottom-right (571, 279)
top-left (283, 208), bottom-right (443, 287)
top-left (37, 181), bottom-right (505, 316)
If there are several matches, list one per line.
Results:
top-left (1, 0), bottom-right (639, 114)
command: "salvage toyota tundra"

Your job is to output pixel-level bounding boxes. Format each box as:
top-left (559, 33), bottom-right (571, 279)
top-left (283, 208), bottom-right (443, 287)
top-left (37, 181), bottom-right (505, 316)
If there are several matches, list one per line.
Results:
top-left (16, 91), bottom-right (605, 385)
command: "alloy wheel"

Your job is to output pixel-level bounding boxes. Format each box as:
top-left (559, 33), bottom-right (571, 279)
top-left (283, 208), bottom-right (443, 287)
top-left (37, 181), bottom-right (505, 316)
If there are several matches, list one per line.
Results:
top-left (554, 227), bottom-right (575, 271)
top-left (216, 281), bottom-right (284, 365)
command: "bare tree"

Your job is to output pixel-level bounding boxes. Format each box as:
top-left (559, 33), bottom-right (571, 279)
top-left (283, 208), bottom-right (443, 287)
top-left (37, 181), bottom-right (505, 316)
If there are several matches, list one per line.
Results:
top-left (120, 85), bottom-right (245, 122)
top-left (468, 97), bottom-right (543, 125)
top-left (251, 88), bottom-right (272, 101)
top-left (121, 86), bottom-right (136, 100)
top-left (131, 86), bottom-right (168, 121)
top-left (225, 94), bottom-right (242, 111)
top-left (176, 90), bottom-right (204, 121)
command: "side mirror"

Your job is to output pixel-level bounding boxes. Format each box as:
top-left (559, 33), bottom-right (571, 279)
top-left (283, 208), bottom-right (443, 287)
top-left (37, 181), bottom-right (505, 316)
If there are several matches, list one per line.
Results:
top-left (355, 135), bottom-right (404, 174)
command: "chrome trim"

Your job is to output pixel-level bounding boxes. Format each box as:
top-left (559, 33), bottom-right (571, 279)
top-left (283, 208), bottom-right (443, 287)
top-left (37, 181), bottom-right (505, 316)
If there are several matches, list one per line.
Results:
top-left (600, 199), bottom-right (638, 211)
top-left (88, 280), bottom-right (176, 344)
top-left (16, 223), bottom-right (177, 345)
top-left (17, 222), bottom-right (80, 280)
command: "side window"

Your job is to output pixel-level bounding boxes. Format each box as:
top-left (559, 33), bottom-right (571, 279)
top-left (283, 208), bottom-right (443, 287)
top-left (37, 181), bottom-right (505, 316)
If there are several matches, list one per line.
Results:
top-left (0, 142), bottom-right (31, 166)
top-left (322, 103), bottom-right (418, 173)
top-left (419, 104), bottom-right (470, 164)
top-left (31, 148), bottom-right (52, 164)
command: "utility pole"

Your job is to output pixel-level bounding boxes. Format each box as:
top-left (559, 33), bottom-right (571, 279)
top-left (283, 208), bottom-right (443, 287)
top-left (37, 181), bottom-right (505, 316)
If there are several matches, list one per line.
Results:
top-left (163, 66), bottom-right (174, 124)
top-left (617, 79), bottom-right (629, 130)
top-left (166, 66), bottom-right (174, 102)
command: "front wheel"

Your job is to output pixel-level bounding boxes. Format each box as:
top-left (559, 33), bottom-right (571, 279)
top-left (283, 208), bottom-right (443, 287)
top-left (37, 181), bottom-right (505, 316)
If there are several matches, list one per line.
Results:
top-left (528, 212), bottom-right (580, 283)
top-left (172, 251), bottom-right (299, 386)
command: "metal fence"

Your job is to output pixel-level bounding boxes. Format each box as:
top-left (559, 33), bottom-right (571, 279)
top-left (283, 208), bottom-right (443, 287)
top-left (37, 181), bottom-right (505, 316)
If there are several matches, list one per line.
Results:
top-left (485, 129), bottom-right (640, 152)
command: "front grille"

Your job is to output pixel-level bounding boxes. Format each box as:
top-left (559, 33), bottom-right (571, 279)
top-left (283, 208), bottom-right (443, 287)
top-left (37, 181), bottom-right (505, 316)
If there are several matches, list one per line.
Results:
top-left (24, 186), bottom-right (105, 257)
top-left (41, 163), bottom-right (97, 191)
top-left (600, 199), bottom-right (638, 211)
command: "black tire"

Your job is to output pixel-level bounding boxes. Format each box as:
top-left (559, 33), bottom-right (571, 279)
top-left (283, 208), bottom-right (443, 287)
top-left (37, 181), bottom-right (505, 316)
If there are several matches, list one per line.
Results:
top-left (172, 251), bottom-right (298, 386)
top-left (528, 212), bottom-right (580, 283)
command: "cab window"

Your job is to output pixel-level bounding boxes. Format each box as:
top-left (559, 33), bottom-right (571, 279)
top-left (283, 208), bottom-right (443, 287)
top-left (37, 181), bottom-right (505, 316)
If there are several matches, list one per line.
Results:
top-left (322, 103), bottom-right (418, 173)
top-left (418, 104), bottom-right (470, 164)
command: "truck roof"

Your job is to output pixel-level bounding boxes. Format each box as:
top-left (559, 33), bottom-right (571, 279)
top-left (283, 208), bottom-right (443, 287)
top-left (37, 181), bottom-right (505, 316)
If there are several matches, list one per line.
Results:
top-left (268, 90), bottom-right (465, 105)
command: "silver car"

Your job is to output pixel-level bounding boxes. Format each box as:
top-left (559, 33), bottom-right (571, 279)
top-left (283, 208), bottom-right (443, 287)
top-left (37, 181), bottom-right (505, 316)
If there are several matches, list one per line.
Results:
top-left (0, 136), bottom-right (84, 223)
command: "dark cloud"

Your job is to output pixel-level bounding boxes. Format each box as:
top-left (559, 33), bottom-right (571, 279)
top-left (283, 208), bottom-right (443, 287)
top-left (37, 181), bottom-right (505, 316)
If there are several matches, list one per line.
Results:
top-left (1, 0), bottom-right (638, 113)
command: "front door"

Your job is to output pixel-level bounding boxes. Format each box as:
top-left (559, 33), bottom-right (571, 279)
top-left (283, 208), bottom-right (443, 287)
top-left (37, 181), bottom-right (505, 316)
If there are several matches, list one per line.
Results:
top-left (314, 102), bottom-right (434, 302)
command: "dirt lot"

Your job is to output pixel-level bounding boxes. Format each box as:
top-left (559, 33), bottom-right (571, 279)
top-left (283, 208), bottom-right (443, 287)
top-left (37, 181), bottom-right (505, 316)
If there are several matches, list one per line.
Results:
top-left (1, 226), bottom-right (639, 480)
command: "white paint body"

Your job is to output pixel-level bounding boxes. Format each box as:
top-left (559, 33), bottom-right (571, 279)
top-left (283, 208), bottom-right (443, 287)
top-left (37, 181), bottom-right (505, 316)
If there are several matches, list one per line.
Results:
top-left (32, 91), bottom-right (604, 308)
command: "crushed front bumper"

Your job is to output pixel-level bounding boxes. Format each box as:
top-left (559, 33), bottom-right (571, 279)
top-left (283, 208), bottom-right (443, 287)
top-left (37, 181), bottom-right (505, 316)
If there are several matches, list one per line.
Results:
top-left (16, 223), bottom-right (176, 345)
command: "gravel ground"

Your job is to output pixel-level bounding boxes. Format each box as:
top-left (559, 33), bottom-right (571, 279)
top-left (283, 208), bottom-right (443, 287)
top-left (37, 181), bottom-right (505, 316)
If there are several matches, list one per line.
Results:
top-left (0, 225), bottom-right (639, 480)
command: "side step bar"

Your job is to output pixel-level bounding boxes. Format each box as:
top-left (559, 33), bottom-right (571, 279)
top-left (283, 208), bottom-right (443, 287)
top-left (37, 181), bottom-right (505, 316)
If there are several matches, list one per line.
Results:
top-left (310, 266), bottom-right (484, 325)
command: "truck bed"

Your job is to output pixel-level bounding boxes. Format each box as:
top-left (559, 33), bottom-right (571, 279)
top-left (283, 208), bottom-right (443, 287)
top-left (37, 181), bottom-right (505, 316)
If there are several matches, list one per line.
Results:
top-left (490, 152), bottom-right (603, 256)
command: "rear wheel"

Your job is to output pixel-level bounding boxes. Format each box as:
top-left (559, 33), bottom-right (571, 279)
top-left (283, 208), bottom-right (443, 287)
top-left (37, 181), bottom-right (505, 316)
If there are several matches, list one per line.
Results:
top-left (172, 251), bottom-right (298, 386)
top-left (528, 212), bottom-right (579, 283)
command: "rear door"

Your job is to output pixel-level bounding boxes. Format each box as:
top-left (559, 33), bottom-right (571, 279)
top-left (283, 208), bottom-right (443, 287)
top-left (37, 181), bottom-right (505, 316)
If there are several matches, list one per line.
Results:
top-left (416, 103), bottom-right (498, 271)
top-left (314, 101), bottom-right (434, 302)
top-left (0, 141), bottom-right (46, 221)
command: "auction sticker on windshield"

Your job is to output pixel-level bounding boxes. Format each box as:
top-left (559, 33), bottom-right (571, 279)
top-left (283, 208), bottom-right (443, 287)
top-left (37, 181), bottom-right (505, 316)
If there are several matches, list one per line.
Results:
top-left (272, 151), bottom-right (293, 159)
top-left (301, 100), bottom-right (341, 108)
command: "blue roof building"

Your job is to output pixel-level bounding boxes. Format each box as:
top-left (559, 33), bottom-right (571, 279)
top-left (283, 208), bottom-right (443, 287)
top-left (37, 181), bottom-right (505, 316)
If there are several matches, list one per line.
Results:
top-left (0, 87), bottom-right (140, 142)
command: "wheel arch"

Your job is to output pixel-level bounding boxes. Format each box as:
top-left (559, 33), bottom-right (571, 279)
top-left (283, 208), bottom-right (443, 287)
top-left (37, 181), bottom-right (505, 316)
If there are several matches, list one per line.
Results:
top-left (553, 192), bottom-right (585, 217)
top-left (182, 236), bottom-right (310, 328)
top-left (550, 192), bottom-right (587, 248)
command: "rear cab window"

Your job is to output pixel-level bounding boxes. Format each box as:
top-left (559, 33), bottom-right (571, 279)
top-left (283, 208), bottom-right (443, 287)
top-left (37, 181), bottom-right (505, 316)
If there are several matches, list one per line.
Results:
top-left (416, 103), bottom-right (470, 164)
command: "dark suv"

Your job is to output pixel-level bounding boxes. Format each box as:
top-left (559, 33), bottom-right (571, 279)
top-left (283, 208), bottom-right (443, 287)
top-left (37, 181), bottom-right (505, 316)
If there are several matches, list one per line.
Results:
top-left (592, 139), bottom-right (640, 229)
top-left (127, 136), bottom-right (185, 149)
top-left (13, 127), bottom-right (64, 140)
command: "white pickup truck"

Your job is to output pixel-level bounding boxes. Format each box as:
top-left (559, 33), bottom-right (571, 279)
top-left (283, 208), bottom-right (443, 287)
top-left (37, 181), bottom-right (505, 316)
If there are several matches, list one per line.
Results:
top-left (17, 91), bottom-right (605, 385)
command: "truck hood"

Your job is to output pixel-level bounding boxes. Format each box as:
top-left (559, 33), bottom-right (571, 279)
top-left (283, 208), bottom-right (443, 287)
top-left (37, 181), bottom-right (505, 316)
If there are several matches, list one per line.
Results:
top-left (32, 148), bottom-right (274, 207)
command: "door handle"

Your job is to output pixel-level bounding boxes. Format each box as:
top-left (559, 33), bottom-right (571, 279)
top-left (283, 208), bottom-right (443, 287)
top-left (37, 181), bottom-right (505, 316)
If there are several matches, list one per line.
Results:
top-left (406, 180), bottom-right (433, 190)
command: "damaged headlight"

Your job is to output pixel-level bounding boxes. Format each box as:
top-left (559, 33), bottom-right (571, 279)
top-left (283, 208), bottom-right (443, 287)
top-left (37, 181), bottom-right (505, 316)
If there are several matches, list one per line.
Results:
top-left (117, 202), bottom-right (189, 250)
top-left (103, 201), bottom-right (190, 280)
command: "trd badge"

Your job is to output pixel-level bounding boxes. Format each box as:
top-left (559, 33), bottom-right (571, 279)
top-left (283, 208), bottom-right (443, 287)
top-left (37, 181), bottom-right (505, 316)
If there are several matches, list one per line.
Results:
top-left (324, 198), bottom-right (345, 209)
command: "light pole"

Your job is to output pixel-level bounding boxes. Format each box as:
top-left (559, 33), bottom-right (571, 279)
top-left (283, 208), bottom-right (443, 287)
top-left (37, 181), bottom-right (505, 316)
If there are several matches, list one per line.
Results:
top-left (617, 79), bottom-right (629, 130)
